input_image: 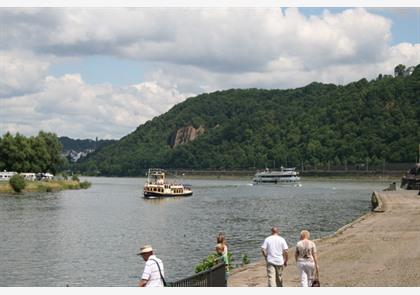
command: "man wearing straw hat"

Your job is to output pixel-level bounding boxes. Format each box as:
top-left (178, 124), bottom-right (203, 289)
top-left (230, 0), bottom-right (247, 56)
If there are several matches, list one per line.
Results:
top-left (137, 245), bottom-right (165, 287)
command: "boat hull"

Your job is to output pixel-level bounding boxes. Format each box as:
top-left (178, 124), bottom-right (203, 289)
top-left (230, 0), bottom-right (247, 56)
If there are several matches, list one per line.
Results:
top-left (253, 179), bottom-right (300, 184)
top-left (144, 191), bottom-right (193, 198)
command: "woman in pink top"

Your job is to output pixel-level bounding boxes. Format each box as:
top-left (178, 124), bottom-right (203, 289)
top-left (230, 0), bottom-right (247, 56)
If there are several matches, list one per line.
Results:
top-left (294, 230), bottom-right (319, 287)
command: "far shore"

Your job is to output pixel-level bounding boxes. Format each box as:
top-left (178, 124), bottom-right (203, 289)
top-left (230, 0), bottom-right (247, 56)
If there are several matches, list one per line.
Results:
top-left (0, 180), bottom-right (91, 194)
top-left (177, 173), bottom-right (401, 181)
top-left (228, 189), bottom-right (420, 287)
top-left (81, 172), bottom-right (403, 182)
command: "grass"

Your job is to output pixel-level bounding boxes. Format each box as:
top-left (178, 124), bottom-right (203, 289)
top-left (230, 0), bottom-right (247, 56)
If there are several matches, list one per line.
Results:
top-left (0, 180), bottom-right (92, 194)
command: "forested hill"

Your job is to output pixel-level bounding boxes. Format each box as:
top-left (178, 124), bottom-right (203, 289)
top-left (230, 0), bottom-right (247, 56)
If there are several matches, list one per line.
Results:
top-left (59, 137), bottom-right (115, 153)
top-left (76, 65), bottom-right (420, 176)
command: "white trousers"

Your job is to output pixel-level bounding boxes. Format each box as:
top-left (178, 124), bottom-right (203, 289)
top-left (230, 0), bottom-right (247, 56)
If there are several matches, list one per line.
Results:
top-left (297, 260), bottom-right (315, 287)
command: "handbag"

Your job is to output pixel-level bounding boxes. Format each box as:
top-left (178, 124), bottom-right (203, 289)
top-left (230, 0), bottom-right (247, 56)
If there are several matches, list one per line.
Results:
top-left (312, 272), bottom-right (320, 287)
top-left (150, 258), bottom-right (168, 287)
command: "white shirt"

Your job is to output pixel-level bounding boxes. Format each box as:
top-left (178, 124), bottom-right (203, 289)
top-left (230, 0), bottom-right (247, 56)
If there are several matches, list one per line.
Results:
top-left (141, 255), bottom-right (165, 287)
top-left (261, 234), bottom-right (288, 266)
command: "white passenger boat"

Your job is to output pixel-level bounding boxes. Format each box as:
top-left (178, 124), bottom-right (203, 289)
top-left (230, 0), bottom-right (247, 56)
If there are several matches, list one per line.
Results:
top-left (253, 167), bottom-right (301, 184)
top-left (143, 168), bottom-right (193, 198)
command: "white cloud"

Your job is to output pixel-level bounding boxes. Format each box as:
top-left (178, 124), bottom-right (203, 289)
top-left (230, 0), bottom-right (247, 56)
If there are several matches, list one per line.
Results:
top-left (0, 7), bottom-right (418, 139)
top-left (0, 8), bottom-right (395, 71)
top-left (0, 74), bottom-right (192, 139)
top-left (0, 50), bottom-right (51, 98)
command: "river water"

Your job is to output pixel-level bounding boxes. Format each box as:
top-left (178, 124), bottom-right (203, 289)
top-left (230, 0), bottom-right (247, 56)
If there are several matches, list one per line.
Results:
top-left (0, 176), bottom-right (391, 286)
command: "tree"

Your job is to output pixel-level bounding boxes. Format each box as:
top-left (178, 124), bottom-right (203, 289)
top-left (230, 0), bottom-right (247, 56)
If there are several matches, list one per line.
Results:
top-left (0, 131), bottom-right (63, 174)
top-left (9, 174), bottom-right (26, 193)
top-left (73, 64), bottom-right (420, 175)
top-left (394, 64), bottom-right (406, 77)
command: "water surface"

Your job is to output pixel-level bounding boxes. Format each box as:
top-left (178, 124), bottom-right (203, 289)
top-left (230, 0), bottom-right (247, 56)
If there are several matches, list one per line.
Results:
top-left (0, 177), bottom-right (390, 286)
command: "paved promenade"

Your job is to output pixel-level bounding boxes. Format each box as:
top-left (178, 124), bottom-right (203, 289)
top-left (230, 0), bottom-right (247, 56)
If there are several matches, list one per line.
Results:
top-left (228, 189), bottom-right (420, 287)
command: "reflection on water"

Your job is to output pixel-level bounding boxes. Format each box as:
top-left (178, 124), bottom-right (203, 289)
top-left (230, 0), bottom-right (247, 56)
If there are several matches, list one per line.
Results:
top-left (0, 176), bottom-right (391, 286)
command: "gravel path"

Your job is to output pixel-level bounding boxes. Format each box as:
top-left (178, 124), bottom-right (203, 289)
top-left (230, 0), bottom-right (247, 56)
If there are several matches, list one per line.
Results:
top-left (228, 190), bottom-right (420, 287)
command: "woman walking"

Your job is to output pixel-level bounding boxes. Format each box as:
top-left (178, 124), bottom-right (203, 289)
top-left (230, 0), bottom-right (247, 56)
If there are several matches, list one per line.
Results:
top-left (295, 230), bottom-right (319, 287)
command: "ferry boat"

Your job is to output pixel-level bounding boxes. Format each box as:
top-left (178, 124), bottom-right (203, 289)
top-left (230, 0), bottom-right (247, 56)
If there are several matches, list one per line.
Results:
top-left (143, 168), bottom-right (193, 198)
top-left (253, 167), bottom-right (301, 184)
top-left (400, 163), bottom-right (420, 190)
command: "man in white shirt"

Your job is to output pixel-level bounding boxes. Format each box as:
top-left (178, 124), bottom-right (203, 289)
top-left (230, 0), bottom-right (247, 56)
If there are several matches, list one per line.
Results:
top-left (137, 245), bottom-right (165, 287)
top-left (261, 227), bottom-right (289, 287)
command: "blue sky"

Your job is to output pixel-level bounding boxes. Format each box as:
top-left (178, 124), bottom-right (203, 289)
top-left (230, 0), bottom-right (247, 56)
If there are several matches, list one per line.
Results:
top-left (49, 56), bottom-right (151, 87)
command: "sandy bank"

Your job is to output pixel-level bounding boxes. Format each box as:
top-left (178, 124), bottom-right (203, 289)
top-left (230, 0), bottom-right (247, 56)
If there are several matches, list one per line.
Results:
top-left (228, 189), bottom-right (420, 287)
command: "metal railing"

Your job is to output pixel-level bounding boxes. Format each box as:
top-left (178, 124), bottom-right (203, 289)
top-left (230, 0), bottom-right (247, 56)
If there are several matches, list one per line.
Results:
top-left (168, 263), bottom-right (227, 287)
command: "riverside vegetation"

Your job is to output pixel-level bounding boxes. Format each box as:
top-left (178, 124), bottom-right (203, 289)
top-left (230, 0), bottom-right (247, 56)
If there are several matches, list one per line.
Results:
top-left (0, 174), bottom-right (91, 194)
top-left (0, 132), bottom-right (92, 194)
top-left (194, 252), bottom-right (249, 274)
top-left (75, 64), bottom-right (420, 176)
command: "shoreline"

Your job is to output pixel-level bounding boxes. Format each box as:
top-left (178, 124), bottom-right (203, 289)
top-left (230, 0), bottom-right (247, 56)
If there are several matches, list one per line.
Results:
top-left (0, 180), bottom-right (91, 194)
top-left (83, 173), bottom-right (402, 183)
top-left (228, 189), bottom-right (420, 287)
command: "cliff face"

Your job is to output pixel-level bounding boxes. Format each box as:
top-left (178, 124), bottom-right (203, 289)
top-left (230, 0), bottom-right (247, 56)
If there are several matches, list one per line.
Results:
top-left (170, 125), bottom-right (205, 147)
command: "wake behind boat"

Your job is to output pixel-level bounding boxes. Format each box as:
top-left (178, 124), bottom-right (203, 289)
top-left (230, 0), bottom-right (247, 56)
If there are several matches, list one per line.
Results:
top-left (252, 167), bottom-right (301, 184)
top-left (143, 168), bottom-right (193, 198)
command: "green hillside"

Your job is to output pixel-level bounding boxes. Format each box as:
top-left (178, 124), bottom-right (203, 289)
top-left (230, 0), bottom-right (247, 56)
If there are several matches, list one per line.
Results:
top-left (76, 65), bottom-right (420, 176)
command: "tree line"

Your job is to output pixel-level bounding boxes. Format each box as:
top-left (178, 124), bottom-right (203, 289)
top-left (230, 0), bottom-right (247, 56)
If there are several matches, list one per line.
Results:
top-left (74, 64), bottom-right (420, 176)
top-left (0, 131), bottom-right (63, 174)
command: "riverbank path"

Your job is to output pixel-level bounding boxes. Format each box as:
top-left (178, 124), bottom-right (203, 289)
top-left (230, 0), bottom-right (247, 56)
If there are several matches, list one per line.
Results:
top-left (228, 190), bottom-right (420, 287)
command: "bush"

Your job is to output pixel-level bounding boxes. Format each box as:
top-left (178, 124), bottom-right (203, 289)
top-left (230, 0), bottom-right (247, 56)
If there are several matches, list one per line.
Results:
top-left (79, 181), bottom-right (91, 189)
top-left (242, 254), bottom-right (250, 265)
top-left (9, 174), bottom-right (26, 193)
top-left (71, 175), bottom-right (80, 182)
top-left (194, 252), bottom-right (234, 273)
top-left (194, 254), bottom-right (218, 273)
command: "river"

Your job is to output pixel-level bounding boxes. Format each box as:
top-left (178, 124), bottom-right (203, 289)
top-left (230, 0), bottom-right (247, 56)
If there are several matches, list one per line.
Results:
top-left (0, 176), bottom-right (392, 286)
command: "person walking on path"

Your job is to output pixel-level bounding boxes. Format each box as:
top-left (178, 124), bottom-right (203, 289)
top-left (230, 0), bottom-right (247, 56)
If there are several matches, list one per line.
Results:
top-left (261, 227), bottom-right (289, 287)
top-left (137, 245), bottom-right (166, 287)
top-left (294, 230), bottom-right (319, 287)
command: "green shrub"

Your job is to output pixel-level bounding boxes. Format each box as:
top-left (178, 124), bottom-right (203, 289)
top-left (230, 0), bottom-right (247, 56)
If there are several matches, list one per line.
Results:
top-left (9, 174), bottom-right (26, 193)
top-left (242, 254), bottom-right (250, 265)
top-left (79, 181), bottom-right (91, 189)
top-left (194, 254), bottom-right (218, 273)
top-left (71, 175), bottom-right (80, 182)
top-left (194, 252), bottom-right (234, 273)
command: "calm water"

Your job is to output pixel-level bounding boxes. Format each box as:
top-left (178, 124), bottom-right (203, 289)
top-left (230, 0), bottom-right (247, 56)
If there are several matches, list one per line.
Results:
top-left (0, 176), bottom-right (391, 286)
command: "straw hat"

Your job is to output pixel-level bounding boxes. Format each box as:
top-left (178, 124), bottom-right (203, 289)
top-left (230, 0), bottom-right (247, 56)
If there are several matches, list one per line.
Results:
top-left (137, 245), bottom-right (153, 255)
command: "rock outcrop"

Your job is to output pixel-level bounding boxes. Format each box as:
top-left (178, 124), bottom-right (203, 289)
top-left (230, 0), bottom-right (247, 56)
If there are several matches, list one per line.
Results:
top-left (170, 125), bottom-right (205, 147)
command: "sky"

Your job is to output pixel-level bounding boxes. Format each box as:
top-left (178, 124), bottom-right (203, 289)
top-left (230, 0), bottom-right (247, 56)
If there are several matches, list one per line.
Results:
top-left (0, 3), bottom-right (419, 140)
